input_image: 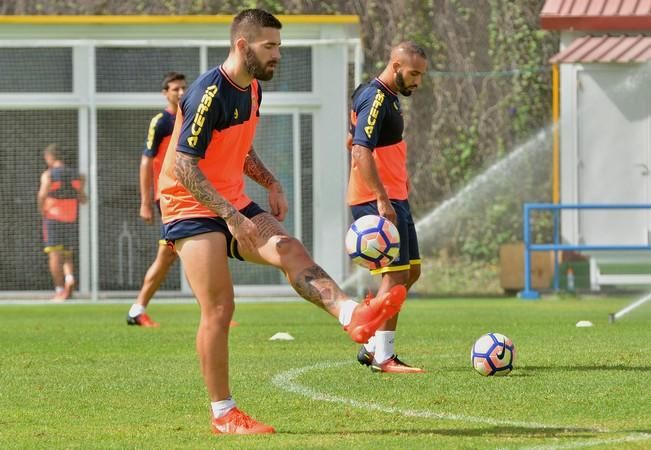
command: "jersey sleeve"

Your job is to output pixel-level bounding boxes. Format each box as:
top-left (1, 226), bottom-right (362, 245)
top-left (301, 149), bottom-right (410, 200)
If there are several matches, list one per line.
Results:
top-left (143, 113), bottom-right (165, 157)
top-left (351, 87), bottom-right (388, 151)
top-left (177, 83), bottom-right (222, 158)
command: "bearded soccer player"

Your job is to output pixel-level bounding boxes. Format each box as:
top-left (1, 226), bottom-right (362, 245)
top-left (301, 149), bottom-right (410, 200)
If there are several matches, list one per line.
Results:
top-left (126, 72), bottom-right (186, 328)
top-left (157, 9), bottom-right (407, 435)
top-left (37, 144), bottom-right (87, 302)
top-left (347, 42), bottom-right (428, 374)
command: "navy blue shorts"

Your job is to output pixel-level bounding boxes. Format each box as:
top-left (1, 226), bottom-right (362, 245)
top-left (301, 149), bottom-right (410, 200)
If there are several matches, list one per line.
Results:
top-left (350, 199), bottom-right (421, 274)
top-left (42, 219), bottom-right (77, 254)
top-left (162, 202), bottom-right (266, 260)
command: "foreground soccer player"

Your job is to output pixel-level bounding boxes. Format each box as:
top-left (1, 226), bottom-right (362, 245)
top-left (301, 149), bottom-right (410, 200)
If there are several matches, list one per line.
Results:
top-left (157, 9), bottom-right (407, 435)
top-left (347, 42), bottom-right (428, 373)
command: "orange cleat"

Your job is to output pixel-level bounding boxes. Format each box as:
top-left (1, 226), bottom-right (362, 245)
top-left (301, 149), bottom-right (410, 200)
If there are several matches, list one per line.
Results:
top-left (229, 320), bottom-right (239, 327)
top-left (211, 407), bottom-right (275, 435)
top-left (126, 313), bottom-right (160, 328)
top-left (344, 285), bottom-right (407, 344)
top-left (371, 354), bottom-right (425, 373)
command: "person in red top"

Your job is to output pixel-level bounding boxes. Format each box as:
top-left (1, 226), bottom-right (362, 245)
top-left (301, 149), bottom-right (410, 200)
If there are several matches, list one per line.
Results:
top-left (126, 72), bottom-right (186, 328)
top-left (347, 42), bottom-right (428, 373)
top-left (158, 9), bottom-right (407, 435)
top-left (37, 144), bottom-right (87, 302)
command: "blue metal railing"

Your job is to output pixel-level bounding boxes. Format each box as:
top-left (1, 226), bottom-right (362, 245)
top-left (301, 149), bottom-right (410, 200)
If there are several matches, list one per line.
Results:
top-left (519, 203), bottom-right (651, 299)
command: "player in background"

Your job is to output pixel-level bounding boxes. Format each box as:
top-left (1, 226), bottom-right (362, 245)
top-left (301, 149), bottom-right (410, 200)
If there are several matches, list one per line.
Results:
top-left (347, 42), bottom-right (428, 373)
top-left (37, 144), bottom-right (87, 302)
top-left (126, 72), bottom-right (186, 327)
top-left (157, 9), bottom-right (407, 435)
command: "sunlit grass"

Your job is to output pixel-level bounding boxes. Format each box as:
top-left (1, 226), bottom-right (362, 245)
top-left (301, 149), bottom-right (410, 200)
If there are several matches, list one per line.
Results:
top-left (1, 296), bottom-right (650, 449)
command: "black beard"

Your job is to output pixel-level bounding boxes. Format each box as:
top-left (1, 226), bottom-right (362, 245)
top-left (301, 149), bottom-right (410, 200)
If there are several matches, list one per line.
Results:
top-left (395, 71), bottom-right (413, 96)
top-left (245, 47), bottom-right (275, 81)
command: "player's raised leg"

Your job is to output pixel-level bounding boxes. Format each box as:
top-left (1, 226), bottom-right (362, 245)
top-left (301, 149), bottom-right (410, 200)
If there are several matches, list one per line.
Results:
top-left (175, 232), bottom-right (275, 435)
top-left (239, 212), bottom-right (407, 343)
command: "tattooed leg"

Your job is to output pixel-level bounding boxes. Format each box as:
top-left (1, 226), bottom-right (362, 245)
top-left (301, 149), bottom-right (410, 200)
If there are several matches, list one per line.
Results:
top-left (240, 213), bottom-right (348, 316)
top-left (291, 264), bottom-right (343, 313)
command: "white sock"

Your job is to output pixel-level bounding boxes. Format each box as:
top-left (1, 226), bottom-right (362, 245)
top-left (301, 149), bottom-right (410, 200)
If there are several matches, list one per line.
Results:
top-left (128, 304), bottom-right (146, 318)
top-left (55, 286), bottom-right (64, 293)
top-left (374, 331), bottom-right (395, 364)
top-left (337, 299), bottom-right (358, 326)
top-left (211, 396), bottom-right (236, 418)
top-left (64, 274), bottom-right (74, 284)
top-left (363, 336), bottom-right (376, 353)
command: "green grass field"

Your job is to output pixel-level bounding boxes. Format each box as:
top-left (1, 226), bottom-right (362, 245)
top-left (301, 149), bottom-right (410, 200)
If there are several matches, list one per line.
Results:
top-left (1, 296), bottom-right (650, 449)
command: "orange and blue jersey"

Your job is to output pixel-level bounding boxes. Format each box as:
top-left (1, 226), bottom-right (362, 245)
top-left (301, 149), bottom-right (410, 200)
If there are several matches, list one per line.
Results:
top-left (348, 78), bottom-right (408, 206)
top-left (143, 107), bottom-right (176, 201)
top-left (158, 66), bottom-right (261, 224)
top-left (43, 166), bottom-right (82, 223)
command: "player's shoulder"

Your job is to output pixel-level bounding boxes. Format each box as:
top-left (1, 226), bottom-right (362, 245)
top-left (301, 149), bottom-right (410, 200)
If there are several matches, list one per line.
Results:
top-left (188, 67), bottom-right (224, 94)
top-left (352, 81), bottom-right (373, 101)
top-left (149, 111), bottom-right (165, 125)
top-left (147, 109), bottom-right (175, 136)
top-left (160, 108), bottom-right (176, 125)
top-left (353, 79), bottom-right (391, 105)
top-left (181, 67), bottom-right (224, 108)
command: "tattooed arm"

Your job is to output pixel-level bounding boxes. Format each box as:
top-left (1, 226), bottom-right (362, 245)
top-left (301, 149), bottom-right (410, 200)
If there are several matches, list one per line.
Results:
top-left (243, 146), bottom-right (288, 221)
top-left (243, 146), bottom-right (280, 188)
top-left (175, 151), bottom-right (258, 250)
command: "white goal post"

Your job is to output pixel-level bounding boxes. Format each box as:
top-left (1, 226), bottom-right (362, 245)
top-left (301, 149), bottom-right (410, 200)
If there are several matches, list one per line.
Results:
top-left (0, 15), bottom-right (362, 301)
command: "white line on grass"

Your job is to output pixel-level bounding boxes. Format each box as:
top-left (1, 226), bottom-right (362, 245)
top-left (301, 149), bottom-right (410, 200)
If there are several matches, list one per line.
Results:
top-left (271, 360), bottom-right (605, 432)
top-left (273, 361), bottom-right (651, 448)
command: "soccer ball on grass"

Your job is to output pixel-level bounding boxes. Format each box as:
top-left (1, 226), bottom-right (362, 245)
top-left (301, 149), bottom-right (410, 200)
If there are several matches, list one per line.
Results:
top-left (471, 332), bottom-right (515, 376)
top-left (345, 215), bottom-right (400, 270)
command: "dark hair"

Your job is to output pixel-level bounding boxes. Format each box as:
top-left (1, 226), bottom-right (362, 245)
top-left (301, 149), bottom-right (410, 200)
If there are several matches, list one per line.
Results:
top-left (230, 9), bottom-right (282, 47)
top-left (396, 41), bottom-right (428, 60)
top-left (161, 71), bottom-right (186, 90)
top-left (44, 143), bottom-right (61, 160)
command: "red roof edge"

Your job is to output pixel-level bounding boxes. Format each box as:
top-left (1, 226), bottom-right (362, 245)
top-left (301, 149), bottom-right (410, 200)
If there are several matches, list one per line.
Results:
top-left (549, 35), bottom-right (651, 64)
top-left (541, 16), bottom-right (651, 31)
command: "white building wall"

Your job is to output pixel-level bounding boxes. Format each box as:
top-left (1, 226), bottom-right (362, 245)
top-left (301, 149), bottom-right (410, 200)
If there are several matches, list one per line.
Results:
top-left (559, 31), bottom-right (651, 248)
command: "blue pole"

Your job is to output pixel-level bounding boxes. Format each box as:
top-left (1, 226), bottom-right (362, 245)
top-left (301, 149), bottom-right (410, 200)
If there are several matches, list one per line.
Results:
top-left (519, 203), bottom-right (540, 299)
